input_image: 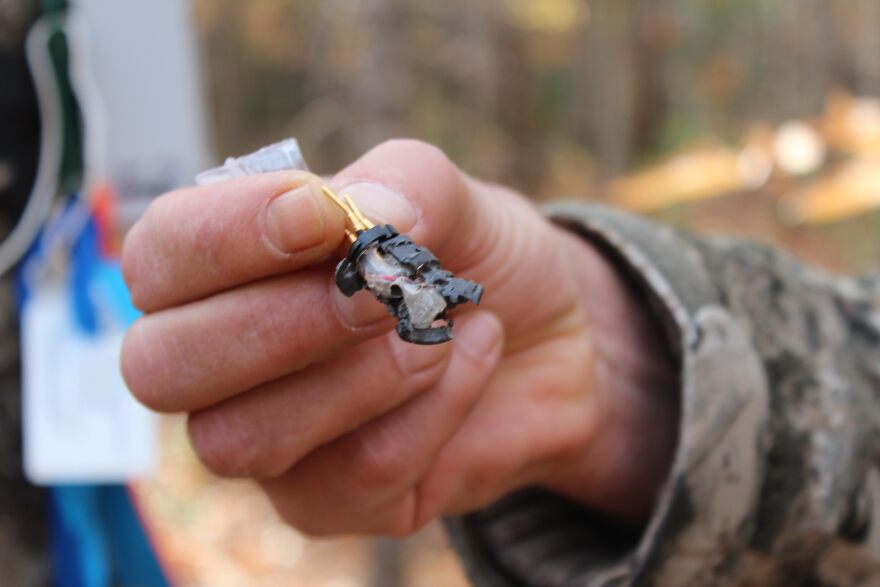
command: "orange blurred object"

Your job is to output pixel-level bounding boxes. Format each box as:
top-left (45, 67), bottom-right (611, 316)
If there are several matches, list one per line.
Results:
top-left (820, 91), bottom-right (880, 161)
top-left (90, 182), bottom-right (119, 257)
top-left (607, 145), bottom-right (766, 211)
top-left (781, 160), bottom-right (880, 224)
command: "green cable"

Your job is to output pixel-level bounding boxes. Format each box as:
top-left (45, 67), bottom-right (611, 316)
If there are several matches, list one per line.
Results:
top-left (40, 0), bottom-right (68, 15)
top-left (45, 21), bottom-right (84, 193)
top-left (35, 5), bottom-right (84, 194)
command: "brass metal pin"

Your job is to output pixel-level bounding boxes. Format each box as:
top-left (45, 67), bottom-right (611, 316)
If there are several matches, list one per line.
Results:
top-left (320, 185), bottom-right (375, 243)
top-left (320, 185), bottom-right (350, 215)
top-left (343, 194), bottom-right (374, 230)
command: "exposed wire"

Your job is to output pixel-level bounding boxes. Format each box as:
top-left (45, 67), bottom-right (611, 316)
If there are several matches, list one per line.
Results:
top-left (31, 10), bottom-right (109, 266)
top-left (0, 9), bottom-right (112, 277)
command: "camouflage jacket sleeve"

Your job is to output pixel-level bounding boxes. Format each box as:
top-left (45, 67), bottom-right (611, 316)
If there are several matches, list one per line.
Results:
top-left (444, 203), bottom-right (880, 587)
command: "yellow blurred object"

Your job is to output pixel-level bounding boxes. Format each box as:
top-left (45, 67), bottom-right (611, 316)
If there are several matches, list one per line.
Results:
top-left (504, 0), bottom-right (589, 34)
top-left (608, 146), bottom-right (758, 211)
top-left (782, 160), bottom-right (880, 224)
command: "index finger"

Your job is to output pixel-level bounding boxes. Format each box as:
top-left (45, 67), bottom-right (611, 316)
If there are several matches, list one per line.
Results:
top-left (122, 171), bottom-right (348, 312)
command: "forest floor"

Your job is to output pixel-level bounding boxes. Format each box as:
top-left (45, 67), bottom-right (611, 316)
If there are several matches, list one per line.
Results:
top-left (134, 417), bottom-right (469, 587)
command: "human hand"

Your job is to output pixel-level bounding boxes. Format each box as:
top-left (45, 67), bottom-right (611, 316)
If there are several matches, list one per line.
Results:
top-left (121, 140), bottom-right (677, 536)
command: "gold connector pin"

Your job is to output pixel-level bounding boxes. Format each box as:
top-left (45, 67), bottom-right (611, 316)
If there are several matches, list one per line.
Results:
top-left (320, 185), bottom-right (375, 244)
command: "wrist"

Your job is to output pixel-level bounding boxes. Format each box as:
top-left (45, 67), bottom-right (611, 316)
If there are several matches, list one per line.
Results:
top-left (542, 225), bottom-right (679, 522)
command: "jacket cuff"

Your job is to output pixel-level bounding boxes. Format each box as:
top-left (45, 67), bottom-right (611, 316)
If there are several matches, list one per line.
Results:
top-left (444, 203), bottom-right (770, 587)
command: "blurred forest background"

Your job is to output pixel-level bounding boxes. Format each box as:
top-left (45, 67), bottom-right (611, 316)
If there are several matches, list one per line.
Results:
top-left (135, 1), bottom-right (880, 586)
top-left (197, 0), bottom-right (880, 271)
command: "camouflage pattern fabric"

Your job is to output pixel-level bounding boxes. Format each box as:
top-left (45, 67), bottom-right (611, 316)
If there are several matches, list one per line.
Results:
top-left (446, 204), bottom-right (880, 587)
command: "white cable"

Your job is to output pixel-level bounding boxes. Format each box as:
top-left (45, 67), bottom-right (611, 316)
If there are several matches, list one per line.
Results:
top-left (0, 16), bottom-right (63, 276)
top-left (65, 9), bottom-right (108, 197)
top-left (30, 9), bottom-right (109, 265)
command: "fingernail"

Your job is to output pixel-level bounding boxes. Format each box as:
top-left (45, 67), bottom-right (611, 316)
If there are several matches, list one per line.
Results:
top-left (337, 181), bottom-right (418, 232)
top-left (266, 183), bottom-right (326, 253)
top-left (459, 313), bottom-right (503, 358)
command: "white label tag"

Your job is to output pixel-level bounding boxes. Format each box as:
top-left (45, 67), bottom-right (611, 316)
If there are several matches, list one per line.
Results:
top-left (22, 288), bottom-right (156, 484)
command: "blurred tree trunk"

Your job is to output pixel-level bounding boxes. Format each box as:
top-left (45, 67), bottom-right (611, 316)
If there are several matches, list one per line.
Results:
top-left (492, 3), bottom-right (548, 192)
top-left (0, 273), bottom-right (49, 587)
top-left (0, 2), bottom-right (50, 585)
top-left (761, 0), bottom-right (833, 121)
top-left (853, 0), bottom-right (880, 95)
top-left (446, 0), bottom-right (501, 180)
top-left (575, 0), bottom-right (637, 178)
top-left (201, 0), bottom-right (249, 157)
top-left (630, 0), bottom-right (671, 154)
top-left (349, 0), bottom-right (409, 154)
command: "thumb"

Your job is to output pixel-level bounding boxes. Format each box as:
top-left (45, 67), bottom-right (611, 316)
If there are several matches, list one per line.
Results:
top-left (332, 139), bottom-right (492, 270)
top-left (332, 139), bottom-right (583, 338)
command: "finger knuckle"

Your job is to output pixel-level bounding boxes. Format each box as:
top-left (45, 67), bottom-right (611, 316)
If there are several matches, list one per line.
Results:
top-left (390, 138), bottom-right (450, 163)
top-left (120, 319), bottom-right (173, 412)
top-left (119, 322), bottom-right (144, 395)
top-left (271, 499), bottom-right (334, 538)
top-left (187, 410), bottom-right (264, 478)
top-left (375, 139), bottom-right (471, 240)
top-left (121, 195), bottom-right (172, 310)
top-left (380, 139), bottom-right (459, 179)
top-left (120, 221), bottom-right (141, 287)
top-left (120, 221), bottom-right (152, 310)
